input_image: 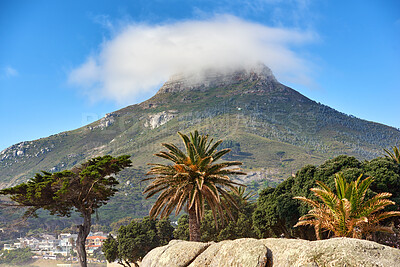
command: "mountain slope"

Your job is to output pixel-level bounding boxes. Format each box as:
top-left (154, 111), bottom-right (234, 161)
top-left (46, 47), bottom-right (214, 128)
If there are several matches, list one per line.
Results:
top-left (1, 64), bottom-right (399, 190)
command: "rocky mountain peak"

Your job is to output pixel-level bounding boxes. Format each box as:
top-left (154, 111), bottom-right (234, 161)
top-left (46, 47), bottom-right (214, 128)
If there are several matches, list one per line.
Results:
top-left (156, 63), bottom-right (277, 94)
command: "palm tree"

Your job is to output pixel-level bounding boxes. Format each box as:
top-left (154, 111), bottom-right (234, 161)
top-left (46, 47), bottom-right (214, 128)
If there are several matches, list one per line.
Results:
top-left (384, 145), bottom-right (400, 164)
top-left (143, 130), bottom-right (246, 241)
top-left (236, 186), bottom-right (256, 204)
top-left (294, 173), bottom-right (400, 239)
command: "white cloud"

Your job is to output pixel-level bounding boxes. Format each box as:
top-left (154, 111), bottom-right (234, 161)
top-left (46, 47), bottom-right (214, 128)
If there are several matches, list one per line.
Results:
top-left (69, 15), bottom-right (317, 104)
top-left (2, 66), bottom-right (18, 78)
top-left (90, 14), bottom-right (115, 32)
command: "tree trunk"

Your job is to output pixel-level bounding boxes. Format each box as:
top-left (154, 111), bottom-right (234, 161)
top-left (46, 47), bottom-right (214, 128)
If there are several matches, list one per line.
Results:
top-left (188, 207), bottom-right (201, 241)
top-left (76, 211), bottom-right (92, 267)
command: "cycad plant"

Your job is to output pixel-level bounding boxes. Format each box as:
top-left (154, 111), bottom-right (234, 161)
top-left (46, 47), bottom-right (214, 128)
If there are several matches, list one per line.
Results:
top-left (294, 173), bottom-right (400, 239)
top-left (143, 130), bottom-right (246, 241)
top-left (384, 145), bottom-right (400, 164)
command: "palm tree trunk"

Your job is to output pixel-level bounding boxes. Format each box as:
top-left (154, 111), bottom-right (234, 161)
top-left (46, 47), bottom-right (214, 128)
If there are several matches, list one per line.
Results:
top-left (76, 211), bottom-right (91, 267)
top-left (188, 207), bottom-right (201, 241)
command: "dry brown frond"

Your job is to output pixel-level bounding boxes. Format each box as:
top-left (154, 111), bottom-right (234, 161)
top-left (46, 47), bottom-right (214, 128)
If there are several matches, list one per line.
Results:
top-left (293, 173), bottom-right (400, 239)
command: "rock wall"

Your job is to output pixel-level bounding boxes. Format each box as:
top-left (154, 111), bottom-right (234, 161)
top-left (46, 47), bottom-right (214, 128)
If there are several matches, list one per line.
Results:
top-left (144, 111), bottom-right (177, 129)
top-left (141, 238), bottom-right (400, 267)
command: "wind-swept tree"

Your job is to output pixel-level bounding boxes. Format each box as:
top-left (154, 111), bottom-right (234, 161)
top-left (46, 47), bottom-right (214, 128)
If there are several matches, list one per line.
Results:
top-left (143, 130), bottom-right (245, 241)
top-left (0, 155), bottom-right (131, 267)
top-left (384, 145), bottom-right (400, 164)
top-left (294, 173), bottom-right (400, 239)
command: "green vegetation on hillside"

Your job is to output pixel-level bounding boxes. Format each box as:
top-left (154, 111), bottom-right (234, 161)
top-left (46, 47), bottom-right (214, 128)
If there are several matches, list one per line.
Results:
top-left (1, 68), bottom-right (399, 189)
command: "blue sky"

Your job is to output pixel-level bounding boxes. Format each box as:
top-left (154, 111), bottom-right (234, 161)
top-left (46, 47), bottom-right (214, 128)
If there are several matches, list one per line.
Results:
top-left (0, 0), bottom-right (399, 151)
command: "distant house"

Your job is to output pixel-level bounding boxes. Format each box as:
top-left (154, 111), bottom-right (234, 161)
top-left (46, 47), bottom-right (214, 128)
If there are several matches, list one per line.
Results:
top-left (2, 231), bottom-right (110, 259)
top-left (85, 236), bottom-right (107, 254)
top-left (3, 244), bottom-right (15, 250)
top-left (91, 232), bottom-right (106, 237)
top-left (41, 234), bottom-right (56, 240)
top-left (38, 235), bottom-right (60, 252)
top-left (59, 233), bottom-right (77, 240)
top-left (58, 233), bottom-right (78, 257)
top-left (17, 233), bottom-right (76, 257)
top-left (19, 237), bottom-right (40, 249)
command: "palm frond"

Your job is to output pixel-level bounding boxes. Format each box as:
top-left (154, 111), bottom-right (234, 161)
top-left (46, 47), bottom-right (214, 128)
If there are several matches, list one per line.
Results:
top-left (384, 145), bottom-right (400, 163)
top-left (334, 173), bottom-right (347, 200)
top-left (144, 130), bottom-right (246, 239)
top-left (161, 143), bottom-right (187, 161)
top-left (293, 196), bottom-right (320, 208)
top-left (294, 172), bottom-right (400, 239)
top-left (310, 188), bottom-right (338, 211)
top-left (212, 148), bottom-right (231, 162)
top-left (206, 140), bottom-right (223, 157)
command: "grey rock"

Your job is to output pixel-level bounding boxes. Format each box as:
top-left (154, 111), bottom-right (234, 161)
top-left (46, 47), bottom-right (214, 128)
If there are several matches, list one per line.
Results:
top-left (261, 237), bottom-right (400, 267)
top-left (144, 111), bottom-right (176, 129)
top-left (141, 238), bottom-right (400, 267)
top-left (141, 240), bottom-right (211, 267)
top-left (189, 238), bottom-right (269, 267)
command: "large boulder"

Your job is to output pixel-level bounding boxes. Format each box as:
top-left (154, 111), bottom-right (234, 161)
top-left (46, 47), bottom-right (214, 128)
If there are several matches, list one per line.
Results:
top-left (262, 237), bottom-right (400, 267)
top-left (189, 239), bottom-right (270, 267)
top-left (140, 238), bottom-right (400, 267)
top-left (140, 240), bottom-right (211, 267)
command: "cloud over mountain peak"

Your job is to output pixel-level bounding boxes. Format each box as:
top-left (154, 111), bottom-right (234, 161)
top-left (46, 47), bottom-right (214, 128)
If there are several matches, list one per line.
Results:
top-left (69, 15), bottom-right (316, 104)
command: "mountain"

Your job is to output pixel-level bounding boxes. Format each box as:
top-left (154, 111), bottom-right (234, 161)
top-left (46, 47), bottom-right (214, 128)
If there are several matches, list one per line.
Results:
top-left (1, 64), bottom-right (399, 192)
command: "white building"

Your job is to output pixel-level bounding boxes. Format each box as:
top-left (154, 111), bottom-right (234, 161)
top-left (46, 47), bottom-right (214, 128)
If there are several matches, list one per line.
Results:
top-left (58, 233), bottom-right (78, 257)
top-left (3, 244), bottom-right (15, 251)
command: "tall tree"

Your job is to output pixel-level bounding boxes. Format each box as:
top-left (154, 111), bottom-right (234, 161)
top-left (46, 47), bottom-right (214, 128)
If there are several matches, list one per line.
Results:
top-left (294, 173), bottom-right (400, 239)
top-left (253, 179), bottom-right (302, 239)
top-left (0, 155), bottom-right (131, 267)
top-left (143, 130), bottom-right (245, 241)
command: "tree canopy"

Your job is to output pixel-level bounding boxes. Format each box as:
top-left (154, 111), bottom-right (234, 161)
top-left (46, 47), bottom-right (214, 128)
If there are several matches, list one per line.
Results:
top-left (0, 248), bottom-right (34, 266)
top-left (0, 155), bottom-right (132, 267)
top-left (103, 217), bottom-right (174, 267)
